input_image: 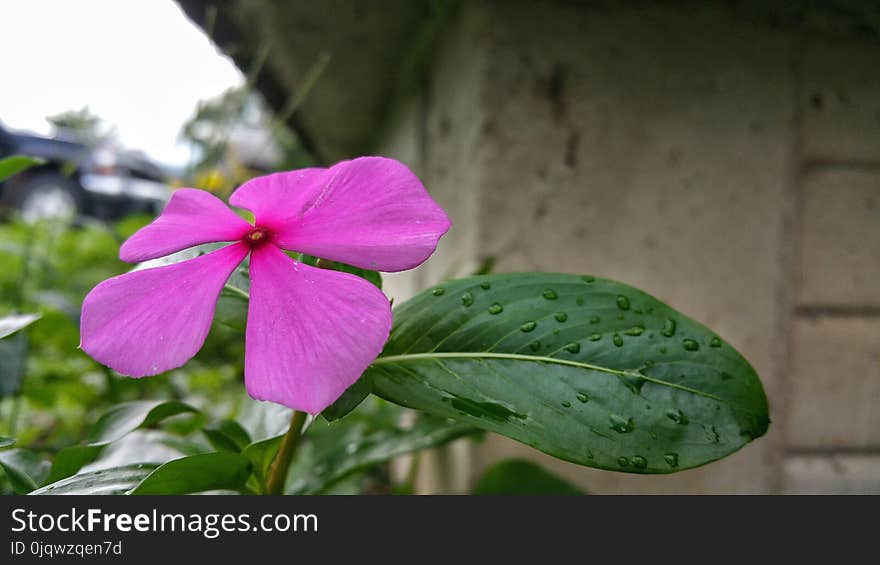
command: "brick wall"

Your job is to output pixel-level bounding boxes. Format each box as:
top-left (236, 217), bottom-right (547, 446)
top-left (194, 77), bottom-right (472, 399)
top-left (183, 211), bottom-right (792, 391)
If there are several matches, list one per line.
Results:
top-left (783, 36), bottom-right (880, 493)
top-left (379, 1), bottom-right (880, 493)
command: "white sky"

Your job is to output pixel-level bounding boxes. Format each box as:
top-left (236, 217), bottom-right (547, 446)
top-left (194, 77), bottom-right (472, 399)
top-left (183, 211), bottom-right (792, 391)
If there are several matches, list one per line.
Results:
top-left (0, 0), bottom-right (244, 167)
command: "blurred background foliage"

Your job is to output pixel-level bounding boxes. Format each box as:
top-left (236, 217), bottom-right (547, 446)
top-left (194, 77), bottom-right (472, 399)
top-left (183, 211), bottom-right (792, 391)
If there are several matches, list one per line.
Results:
top-left (0, 215), bottom-right (247, 457)
top-left (46, 106), bottom-right (117, 147)
top-left (0, 211), bottom-right (456, 494)
top-left (177, 86), bottom-right (312, 197)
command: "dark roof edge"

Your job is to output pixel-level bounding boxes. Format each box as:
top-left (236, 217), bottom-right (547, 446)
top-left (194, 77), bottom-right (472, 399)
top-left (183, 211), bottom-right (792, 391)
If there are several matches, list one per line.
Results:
top-left (176, 0), bottom-right (327, 165)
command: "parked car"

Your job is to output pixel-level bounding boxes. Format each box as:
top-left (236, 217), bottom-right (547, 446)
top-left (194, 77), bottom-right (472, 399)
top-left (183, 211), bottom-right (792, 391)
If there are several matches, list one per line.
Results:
top-left (0, 121), bottom-right (170, 221)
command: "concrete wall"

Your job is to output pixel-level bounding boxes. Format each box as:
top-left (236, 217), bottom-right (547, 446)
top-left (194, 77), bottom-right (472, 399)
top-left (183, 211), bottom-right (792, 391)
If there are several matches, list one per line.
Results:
top-left (379, 1), bottom-right (880, 493)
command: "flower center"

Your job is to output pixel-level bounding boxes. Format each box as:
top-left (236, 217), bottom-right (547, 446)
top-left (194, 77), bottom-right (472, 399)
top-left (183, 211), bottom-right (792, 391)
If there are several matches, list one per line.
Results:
top-left (245, 227), bottom-right (271, 247)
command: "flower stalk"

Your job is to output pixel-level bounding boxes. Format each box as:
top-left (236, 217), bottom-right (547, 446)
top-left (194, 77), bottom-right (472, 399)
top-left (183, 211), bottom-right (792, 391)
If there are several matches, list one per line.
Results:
top-left (265, 410), bottom-right (308, 495)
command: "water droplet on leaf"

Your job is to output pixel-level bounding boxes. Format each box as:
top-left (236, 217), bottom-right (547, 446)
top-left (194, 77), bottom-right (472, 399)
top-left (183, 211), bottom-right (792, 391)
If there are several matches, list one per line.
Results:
top-left (609, 414), bottom-right (635, 433)
top-left (461, 291), bottom-right (474, 307)
top-left (710, 337), bottom-right (722, 348)
top-left (432, 288), bottom-right (445, 296)
top-left (682, 339), bottom-right (699, 351)
top-left (632, 456), bottom-right (647, 469)
top-left (589, 333), bottom-right (602, 341)
top-left (520, 321), bottom-right (537, 332)
top-left (661, 318), bottom-right (676, 337)
top-left (624, 326), bottom-right (644, 336)
top-left (564, 342), bottom-right (581, 354)
top-left (707, 426), bottom-right (720, 443)
top-left (616, 295), bottom-right (630, 310)
top-left (480, 281), bottom-right (491, 290)
top-left (666, 409), bottom-right (689, 425)
top-left (542, 289), bottom-right (558, 300)
top-left (554, 312), bottom-right (568, 322)
top-left (576, 392), bottom-right (590, 403)
top-left (488, 303), bottom-right (504, 315)
top-left (613, 334), bottom-right (624, 347)
top-left (664, 453), bottom-right (679, 468)
top-left (618, 374), bottom-right (645, 394)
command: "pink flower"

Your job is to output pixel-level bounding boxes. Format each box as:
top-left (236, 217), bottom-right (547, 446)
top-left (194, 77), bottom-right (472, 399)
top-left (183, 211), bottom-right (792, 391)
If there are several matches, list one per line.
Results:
top-left (80, 157), bottom-right (450, 414)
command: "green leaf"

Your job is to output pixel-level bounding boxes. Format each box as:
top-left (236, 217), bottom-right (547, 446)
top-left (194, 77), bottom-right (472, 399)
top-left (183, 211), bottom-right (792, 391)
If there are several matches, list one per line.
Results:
top-left (242, 435), bottom-right (284, 491)
top-left (287, 416), bottom-right (477, 494)
top-left (0, 331), bottom-right (28, 397)
top-left (0, 437), bottom-right (14, 448)
top-left (31, 464), bottom-right (157, 495)
top-left (0, 449), bottom-right (51, 493)
top-left (300, 254), bottom-right (382, 290)
top-left (472, 459), bottom-right (584, 495)
top-left (46, 446), bottom-right (104, 484)
top-left (215, 290), bottom-right (248, 331)
top-left (86, 400), bottom-right (198, 445)
top-left (203, 420), bottom-right (252, 452)
top-left (321, 377), bottom-right (373, 422)
top-left (47, 400), bottom-right (198, 483)
top-left (83, 430), bottom-right (209, 470)
top-left (367, 273), bottom-right (769, 474)
top-left (216, 265), bottom-right (250, 331)
top-left (0, 313), bottom-right (41, 340)
top-left (0, 156), bottom-right (45, 183)
top-left (237, 400), bottom-right (293, 441)
top-left (131, 452), bottom-right (252, 495)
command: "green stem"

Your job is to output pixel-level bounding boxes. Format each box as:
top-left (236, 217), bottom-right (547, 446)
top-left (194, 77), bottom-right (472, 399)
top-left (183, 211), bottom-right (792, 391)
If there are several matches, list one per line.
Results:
top-left (265, 411), bottom-right (308, 495)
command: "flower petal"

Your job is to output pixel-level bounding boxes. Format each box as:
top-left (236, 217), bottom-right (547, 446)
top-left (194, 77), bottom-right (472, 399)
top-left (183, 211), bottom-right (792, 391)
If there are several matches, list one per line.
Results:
top-left (81, 242), bottom-right (250, 376)
top-left (245, 244), bottom-right (391, 414)
top-left (230, 157), bottom-right (451, 272)
top-left (228, 167), bottom-right (326, 227)
top-left (120, 189), bottom-right (252, 263)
